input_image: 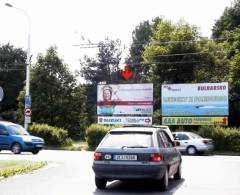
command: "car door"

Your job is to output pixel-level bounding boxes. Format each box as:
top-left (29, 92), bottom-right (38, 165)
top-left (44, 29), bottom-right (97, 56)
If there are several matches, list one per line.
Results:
top-left (175, 133), bottom-right (190, 152)
top-left (158, 131), bottom-right (177, 176)
top-left (0, 124), bottom-right (11, 149)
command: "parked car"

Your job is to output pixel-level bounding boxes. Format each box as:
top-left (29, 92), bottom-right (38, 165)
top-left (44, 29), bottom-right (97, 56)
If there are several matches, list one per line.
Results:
top-left (0, 121), bottom-right (44, 154)
top-left (172, 131), bottom-right (213, 155)
top-left (92, 126), bottom-right (182, 191)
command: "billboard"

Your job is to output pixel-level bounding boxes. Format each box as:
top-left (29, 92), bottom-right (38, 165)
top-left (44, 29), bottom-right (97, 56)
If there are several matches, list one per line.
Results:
top-left (97, 83), bottom-right (153, 115)
top-left (162, 117), bottom-right (228, 126)
top-left (161, 82), bottom-right (229, 116)
top-left (98, 116), bottom-right (152, 125)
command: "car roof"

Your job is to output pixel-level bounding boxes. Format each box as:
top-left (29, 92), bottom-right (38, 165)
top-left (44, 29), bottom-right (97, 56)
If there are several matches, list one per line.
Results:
top-left (0, 121), bottom-right (17, 126)
top-left (110, 126), bottom-right (167, 133)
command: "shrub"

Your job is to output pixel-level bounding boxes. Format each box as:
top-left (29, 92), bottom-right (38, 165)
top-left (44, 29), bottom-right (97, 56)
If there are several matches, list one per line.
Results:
top-left (86, 124), bottom-right (120, 150)
top-left (29, 123), bottom-right (72, 146)
top-left (198, 126), bottom-right (240, 152)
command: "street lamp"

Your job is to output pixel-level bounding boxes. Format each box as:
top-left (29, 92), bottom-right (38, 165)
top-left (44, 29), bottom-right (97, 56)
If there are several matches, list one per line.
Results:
top-left (5, 3), bottom-right (31, 129)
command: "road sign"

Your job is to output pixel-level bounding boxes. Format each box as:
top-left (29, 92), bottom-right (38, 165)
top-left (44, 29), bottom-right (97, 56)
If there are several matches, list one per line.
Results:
top-left (25, 95), bottom-right (31, 108)
top-left (25, 108), bottom-right (32, 116)
top-left (25, 116), bottom-right (31, 124)
top-left (0, 86), bottom-right (4, 102)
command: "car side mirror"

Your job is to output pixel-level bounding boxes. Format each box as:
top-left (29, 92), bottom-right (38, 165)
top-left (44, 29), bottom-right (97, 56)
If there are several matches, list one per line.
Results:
top-left (174, 141), bottom-right (180, 147)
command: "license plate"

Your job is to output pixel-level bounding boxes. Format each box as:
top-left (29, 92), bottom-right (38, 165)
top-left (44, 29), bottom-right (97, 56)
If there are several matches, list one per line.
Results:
top-left (35, 144), bottom-right (43, 148)
top-left (114, 155), bottom-right (137, 161)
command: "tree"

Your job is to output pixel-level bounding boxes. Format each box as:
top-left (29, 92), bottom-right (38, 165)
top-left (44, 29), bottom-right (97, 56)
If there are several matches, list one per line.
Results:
top-left (127, 17), bottom-right (162, 82)
top-left (143, 20), bottom-right (201, 84)
top-left (80, 38), bottom-right (122, 85)
top-left (212, 0), bottom-right (240, 38)
top-left (18, 46), bottom-right (88, 139)
top-left (0, 43), bottom-right (26, 121)
top-left (80, 38), bottom-right (122, 123)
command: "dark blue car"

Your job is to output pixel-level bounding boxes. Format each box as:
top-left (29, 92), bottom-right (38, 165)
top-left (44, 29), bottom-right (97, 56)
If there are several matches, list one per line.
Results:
top-left (0, 121), bottom-right (44, 154)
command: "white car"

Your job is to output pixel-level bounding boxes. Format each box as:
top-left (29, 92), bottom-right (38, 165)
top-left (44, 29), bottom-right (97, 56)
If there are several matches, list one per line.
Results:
top-left (172, 132), bottom-right (213, 155)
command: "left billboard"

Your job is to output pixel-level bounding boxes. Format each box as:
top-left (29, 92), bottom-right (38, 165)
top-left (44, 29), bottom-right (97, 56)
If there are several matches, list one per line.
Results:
top-left (98, 116), bottom-right (152, 125)
top-left (97, 83), bottom-right (153, 115)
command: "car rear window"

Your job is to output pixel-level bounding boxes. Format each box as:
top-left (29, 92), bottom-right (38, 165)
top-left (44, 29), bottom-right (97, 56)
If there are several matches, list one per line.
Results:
top-left (189, 132), bottom-right (202, 139)
top-left (99, 131), bottom-right (153, 148)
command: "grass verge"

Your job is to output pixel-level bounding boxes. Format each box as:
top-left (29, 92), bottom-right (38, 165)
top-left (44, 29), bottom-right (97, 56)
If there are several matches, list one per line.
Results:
top-left (0, 160), bottom-right (47, 179)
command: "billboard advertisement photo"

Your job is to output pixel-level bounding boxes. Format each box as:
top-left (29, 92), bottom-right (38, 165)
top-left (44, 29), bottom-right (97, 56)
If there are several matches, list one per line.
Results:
top-left (161, 82), bottom-right (229, 116)
top-left (97, 83), bottom-right (153, 115)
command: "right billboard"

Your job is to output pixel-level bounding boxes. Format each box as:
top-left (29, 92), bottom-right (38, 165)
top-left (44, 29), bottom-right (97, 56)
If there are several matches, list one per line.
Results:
top-left (161, 82), bottom-right (229, 116)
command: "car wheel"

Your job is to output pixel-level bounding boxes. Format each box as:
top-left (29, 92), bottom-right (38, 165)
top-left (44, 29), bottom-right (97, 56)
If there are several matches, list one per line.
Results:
top-left (187, 146), bottom-right (197, 155)
top-left (11, 143), bottom-right (22, 154)
top-left (174, 163), bottom-right (182, 180)
top-left (32, 149), bottom-right (39, 154)
top-left (160, 168), bottom-right (169, 191)
top-left (95, 177), bottom-right (107, 189)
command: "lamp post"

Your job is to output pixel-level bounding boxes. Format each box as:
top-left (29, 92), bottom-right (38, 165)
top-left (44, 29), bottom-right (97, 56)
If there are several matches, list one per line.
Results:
top-left (5, 3), bottom-right (31, 129)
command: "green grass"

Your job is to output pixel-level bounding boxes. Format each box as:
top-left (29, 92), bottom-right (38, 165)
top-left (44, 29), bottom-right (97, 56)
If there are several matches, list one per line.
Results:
top-left (64, 141), bottom-right (89, 151)
top-left (0, 160), bottom-right (47, 178)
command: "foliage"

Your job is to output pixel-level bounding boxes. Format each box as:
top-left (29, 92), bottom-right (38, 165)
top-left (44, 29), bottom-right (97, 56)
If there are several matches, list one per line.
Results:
top-left (79, 38), bottom-right (123, 124)
top-left (152, 109), bottom-right (161, 124)
top-left (85, 124), bottom-right (120, 150)
top-left (0, 44), bottom-right (26, 121)
top-left (80, 38), bottom-right (122, 85)
top-left (0, 160), bottom-right (47, 178)
top-left (29, 123), bottom-right (72, 146)
top-left (127, 17), bottom-right (162, 82)
top-left (198, 126), bottom-right (240, 152)
top-left (212, 0), bottom-right (240, 38)
top-left (18, 46), bottom-right (88, 139)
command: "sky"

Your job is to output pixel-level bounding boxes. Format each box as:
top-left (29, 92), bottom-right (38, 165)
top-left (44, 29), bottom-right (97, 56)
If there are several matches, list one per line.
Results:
top-left (0, 0), bottom-right (234, 75)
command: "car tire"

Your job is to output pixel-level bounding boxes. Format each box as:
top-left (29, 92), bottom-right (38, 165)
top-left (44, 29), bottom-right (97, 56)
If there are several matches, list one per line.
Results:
top-left (187, 146), bottom-right (197, 155)
top-left (11, 143), bottom-right (22, 154)
top-left (160, 168), bottom-right (169, 191)
top-left (95, 177), bottom-right (107, 189)
top-left (174, 163), bottom-right (182, 180)
top-left (32, 149), bottom-right (39, 154)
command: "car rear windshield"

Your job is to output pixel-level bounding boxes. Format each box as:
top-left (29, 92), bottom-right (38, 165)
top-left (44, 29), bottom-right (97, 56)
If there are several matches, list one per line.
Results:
top-left (188, 132), bottom-right (202, 139)
top-left (99, 131), bottom-right (153, 148)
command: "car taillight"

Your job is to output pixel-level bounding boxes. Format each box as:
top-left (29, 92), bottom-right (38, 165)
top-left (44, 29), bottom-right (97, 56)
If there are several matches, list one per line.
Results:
top-left (150, 153), bottom-right (162, 162)
top-left (94, 152), bottom-right (102, 161)
top-left (202, 140), bottom-right (208, 144)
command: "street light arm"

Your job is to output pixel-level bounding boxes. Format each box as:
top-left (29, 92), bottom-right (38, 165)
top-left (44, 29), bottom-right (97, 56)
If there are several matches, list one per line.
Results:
top-left (5, 3), bottom-right (31, 33)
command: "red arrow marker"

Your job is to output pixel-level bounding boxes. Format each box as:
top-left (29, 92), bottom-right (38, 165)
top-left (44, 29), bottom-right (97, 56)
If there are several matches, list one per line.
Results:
top-left (121, 64), bottom-right (133, 80)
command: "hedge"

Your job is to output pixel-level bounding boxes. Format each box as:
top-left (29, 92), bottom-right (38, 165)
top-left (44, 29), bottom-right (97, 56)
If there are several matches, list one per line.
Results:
top-left (29, 123), bottom-right (72, 146)
top-left (85, 124), bottom-right (121, 150)
top-left (198, 126), bottom-right (240, 152)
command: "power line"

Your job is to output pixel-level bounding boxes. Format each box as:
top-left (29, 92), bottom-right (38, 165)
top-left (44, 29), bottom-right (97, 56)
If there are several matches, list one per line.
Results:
top-left (0, 68), bottom-right (25, 72)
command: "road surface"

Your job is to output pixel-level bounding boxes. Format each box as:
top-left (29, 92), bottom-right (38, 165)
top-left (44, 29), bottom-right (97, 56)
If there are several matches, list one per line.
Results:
top-left (0, 150), bottom-right (240, 195)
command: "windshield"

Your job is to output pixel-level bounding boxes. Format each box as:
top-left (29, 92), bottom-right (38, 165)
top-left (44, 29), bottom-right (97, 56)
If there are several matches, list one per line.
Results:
top-left (189, 132), bottom-right (202, 139)
top-left (7, 125), bottom-right (29, 136)
top-left (99, 132), bottom-right (153, 148)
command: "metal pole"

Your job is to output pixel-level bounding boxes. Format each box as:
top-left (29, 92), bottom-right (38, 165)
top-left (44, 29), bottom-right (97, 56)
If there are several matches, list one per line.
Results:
top-left (5, 3), bottom-right (31, 129)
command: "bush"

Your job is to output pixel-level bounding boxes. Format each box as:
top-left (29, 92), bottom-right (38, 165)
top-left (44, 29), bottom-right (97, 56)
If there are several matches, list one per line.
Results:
top-left (86, 124), bottom-right (120, 150)
top-left (29, 123), bottom-right (73, 146)
top-left (198, 126), bottom-right (240, 152)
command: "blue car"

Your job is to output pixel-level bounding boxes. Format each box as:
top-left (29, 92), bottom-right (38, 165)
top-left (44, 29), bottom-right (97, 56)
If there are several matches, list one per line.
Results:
top-left (0, 121), bottom-right (44, 154)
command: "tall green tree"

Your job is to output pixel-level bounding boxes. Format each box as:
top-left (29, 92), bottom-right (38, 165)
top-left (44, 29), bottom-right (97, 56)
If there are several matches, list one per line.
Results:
top-left (80, 38), bottom-right (122, 84)
top-left (143, 20), bottom-right (201, 84)
top-left (0, 43), bottom-right (26, 121)
top-left (212, 0), bottom-right (240, 38)
top-left (127, 17), bottom-right (162, 82)
top-left (80, 38), bottom-right (122, 123)
top-left (18, 46), bottom-right (87, 138)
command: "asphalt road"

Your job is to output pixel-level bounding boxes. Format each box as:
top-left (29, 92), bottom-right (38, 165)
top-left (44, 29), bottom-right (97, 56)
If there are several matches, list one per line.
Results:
top-left (0, 150), bottom-right (240, 195)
